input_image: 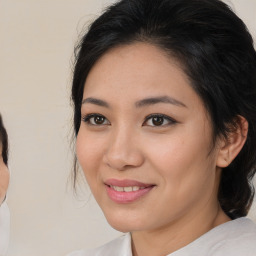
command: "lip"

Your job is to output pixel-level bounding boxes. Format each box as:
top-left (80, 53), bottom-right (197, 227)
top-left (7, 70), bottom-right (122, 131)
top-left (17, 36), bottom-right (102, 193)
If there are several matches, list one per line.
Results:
top-left (105, 179), bottom-right (153, 187)
top-left (104, 179), bottom-right (155, 204)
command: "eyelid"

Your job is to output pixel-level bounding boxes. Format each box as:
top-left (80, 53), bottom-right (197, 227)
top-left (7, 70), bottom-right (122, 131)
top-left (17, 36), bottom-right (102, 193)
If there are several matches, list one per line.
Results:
top-left (143, 113), bottom-right (177, 127)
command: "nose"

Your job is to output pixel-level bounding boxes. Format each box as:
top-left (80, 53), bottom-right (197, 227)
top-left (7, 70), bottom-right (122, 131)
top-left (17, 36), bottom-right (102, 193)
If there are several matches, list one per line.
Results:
top-left (103, 127), bottom-right (144, 171)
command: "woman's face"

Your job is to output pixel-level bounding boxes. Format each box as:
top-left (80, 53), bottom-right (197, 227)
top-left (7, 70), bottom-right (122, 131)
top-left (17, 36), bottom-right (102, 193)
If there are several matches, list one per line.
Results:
top-left (76, 42), bottom-right (223, 233)
top-left (0, 143), bottom-right (9, 203)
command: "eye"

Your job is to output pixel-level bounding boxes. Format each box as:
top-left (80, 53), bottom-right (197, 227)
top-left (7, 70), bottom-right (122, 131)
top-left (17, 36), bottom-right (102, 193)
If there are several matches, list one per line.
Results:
top-left (82, 114), bottom-right (110, 126)
top-left (143, 114), bottom-right (176, 127)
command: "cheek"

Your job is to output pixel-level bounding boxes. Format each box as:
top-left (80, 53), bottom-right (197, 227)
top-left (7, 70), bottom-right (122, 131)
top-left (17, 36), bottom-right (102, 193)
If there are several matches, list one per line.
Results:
top-left (76, 130), bottom-right (108, 200)
top-left (144, 133), bottom-right (218, 219)
top-left (144, 128), bottom-right (216, 187)
top-left (143, 130), bottom-right (191, 169)
top-left (76, 130), bottom-right (104, 178)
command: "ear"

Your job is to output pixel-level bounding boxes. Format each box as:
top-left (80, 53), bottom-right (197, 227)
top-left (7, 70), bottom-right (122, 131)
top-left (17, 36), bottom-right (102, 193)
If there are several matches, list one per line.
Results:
top-left (216, 116), bottom-right (248, 168)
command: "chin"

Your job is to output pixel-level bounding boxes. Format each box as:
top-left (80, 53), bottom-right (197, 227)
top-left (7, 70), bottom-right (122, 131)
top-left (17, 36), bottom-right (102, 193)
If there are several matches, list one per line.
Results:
top-left (104, 212), bottom-right (146, 233)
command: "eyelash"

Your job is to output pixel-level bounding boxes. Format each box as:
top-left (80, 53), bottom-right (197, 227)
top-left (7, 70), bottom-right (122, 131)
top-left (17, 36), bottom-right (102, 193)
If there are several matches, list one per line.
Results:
top-left (143, 114), bottom-right (177, 127)
top-left (82, 113), bottom-right (177, 127)
top-left (82, 113), bottom-right (110, 126)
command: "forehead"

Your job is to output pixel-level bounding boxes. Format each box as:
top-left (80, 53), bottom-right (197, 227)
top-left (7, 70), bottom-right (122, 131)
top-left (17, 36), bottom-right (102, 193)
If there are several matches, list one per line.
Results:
top-left (85, 42), bottom-right (183, 88)
top-left (83, 42), bottom-right (204, 110)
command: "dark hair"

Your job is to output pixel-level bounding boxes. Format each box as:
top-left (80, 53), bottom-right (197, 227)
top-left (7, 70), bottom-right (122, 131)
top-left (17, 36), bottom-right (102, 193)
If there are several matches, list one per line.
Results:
top-left (72, 0), bottom-right (256, 219)
top-left (0, 115), bottom-right (8, 165)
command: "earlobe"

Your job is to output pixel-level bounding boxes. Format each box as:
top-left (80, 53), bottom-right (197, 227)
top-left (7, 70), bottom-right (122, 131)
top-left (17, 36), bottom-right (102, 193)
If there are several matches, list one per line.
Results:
top-left (216, 116), bottom-right (248, 168)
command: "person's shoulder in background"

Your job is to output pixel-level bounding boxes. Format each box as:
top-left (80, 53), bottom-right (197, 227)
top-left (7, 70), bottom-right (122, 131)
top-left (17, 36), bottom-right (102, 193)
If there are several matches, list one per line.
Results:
top-left (0, 201), bottom-right (10, 256)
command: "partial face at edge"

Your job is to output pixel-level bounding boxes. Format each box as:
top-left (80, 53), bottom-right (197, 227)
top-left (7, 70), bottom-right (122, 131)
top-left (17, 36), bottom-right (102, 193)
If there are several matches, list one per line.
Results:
top-left (0, 142), bottom-right (9, 203)
top-left (76, 42), bottom-right (223, 232)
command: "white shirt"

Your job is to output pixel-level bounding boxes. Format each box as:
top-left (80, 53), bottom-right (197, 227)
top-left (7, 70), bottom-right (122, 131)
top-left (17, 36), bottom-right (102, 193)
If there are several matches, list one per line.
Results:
top-left (67, 217), bottom-right (256, 256)
top-left (0, 201), bottom-right (10, 256)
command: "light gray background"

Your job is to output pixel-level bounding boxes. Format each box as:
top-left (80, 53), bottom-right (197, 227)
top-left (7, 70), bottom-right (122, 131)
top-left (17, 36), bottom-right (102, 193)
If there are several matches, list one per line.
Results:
top-left (0, 0), bottom-right (255, 255)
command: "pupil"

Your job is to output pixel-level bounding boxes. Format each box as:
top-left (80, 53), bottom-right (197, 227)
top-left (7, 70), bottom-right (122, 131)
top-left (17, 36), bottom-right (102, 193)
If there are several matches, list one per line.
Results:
top-left (153, 116), bottom-right (163, 126)
top-left (95, 116), bottom-right (104, 124)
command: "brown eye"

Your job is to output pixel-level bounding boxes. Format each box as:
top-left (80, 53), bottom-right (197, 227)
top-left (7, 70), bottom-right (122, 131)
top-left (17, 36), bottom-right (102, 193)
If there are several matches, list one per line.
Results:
top-left (143, 114), bottom-right (176, 127)
top-left (82, 114), bottom-right (110, 126)
top-left (152, 116), bottom-right (164, 126)
top-left (94, 116), bottom-right (105, 125)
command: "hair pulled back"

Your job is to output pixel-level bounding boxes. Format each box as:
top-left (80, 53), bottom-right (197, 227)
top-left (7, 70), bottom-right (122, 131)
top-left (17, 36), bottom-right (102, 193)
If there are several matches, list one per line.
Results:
top-left (72, 0), bottom-right (256, 219)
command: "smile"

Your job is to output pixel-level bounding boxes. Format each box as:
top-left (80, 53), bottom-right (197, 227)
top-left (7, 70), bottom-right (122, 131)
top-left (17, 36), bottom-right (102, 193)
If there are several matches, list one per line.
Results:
top-left (105, 179), bottom-right (155, 204)
top-left (110, 185), bottom-right (145, 192)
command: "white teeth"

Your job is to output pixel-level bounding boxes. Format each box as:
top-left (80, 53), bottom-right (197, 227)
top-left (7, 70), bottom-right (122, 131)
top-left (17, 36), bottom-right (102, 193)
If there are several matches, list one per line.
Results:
top-left (132, 186), bottom-right (140, 191)
top-left (111, 185), bottom-right (145, 192)
top-left (113, 186), bottom-right (124, 192)
top-left (124, 187), bottom-right (133, 192)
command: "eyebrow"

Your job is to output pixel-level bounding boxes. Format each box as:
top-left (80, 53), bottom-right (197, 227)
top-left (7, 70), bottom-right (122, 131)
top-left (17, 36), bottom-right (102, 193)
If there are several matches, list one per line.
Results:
top-left (135, 96), bottom-right (187, 108)
top-left (81, 95), bottom-right (186, 108)
top-left (82, 97), bottom-right (110, 108)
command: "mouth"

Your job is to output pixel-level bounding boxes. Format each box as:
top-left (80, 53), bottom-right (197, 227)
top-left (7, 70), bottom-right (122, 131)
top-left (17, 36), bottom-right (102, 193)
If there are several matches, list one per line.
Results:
top-left (109, 185), bottom-right (147, 192)
top-left (104, 179), bottom-right (155, 204)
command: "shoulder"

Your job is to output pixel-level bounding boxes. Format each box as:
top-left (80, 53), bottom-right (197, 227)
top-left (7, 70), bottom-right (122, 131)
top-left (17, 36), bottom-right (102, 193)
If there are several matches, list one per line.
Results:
top-left (67, 233), bottom-right (132, 256)
top-left (0, 201), bottom-right (10, 256)
top-left (0, 201), bottom-right (10, 221)
top-left (211, 218), bottom-right (256, 255)
top-left (171, 218), bottom-right (256, 256)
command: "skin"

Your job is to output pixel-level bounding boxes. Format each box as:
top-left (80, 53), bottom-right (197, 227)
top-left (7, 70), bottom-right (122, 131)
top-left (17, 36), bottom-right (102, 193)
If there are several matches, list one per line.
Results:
top-left (0, 143), bottom-right (9, 204)
top-left (76, 42), bottom-right (242, 256)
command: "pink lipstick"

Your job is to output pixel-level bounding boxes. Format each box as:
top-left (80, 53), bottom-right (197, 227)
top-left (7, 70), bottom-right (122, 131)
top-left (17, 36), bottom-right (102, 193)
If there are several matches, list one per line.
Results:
top-left (104, 179), bottom-right (155, 204)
